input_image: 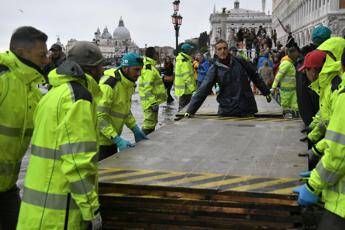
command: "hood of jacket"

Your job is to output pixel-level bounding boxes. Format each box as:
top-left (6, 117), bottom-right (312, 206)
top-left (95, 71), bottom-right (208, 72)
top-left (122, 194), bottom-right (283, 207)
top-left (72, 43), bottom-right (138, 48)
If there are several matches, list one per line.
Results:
top-left (310, 37), bottom-right (345, 91)
top-left (48, 60), bottom-right (102, 100)
top-left (310, 61), bottom-right (342, 94)
top-left (318, 37), bottom-right (345, 63)
top-left (48, 60), bottom-right (87, 87)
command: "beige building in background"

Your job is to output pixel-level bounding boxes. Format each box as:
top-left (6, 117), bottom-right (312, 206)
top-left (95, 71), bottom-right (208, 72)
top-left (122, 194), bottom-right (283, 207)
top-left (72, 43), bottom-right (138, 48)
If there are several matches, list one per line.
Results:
top-left (272, 0), bottom-right (345, 47)
top-left (66, 17), bottom-right (139, 58)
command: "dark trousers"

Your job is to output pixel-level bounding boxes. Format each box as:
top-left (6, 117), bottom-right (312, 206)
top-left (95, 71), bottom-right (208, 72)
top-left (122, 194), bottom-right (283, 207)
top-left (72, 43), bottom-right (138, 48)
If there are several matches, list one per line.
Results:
top-left (164, 81), bottom-right (174, 103)
top-left (178, 94), bottom-right (192, 111)
top-left (296, 72), bottom-right (319, 126)
top-left (0, 186), bottom-right (20, 230)
top-left (99, 144), bottom-right (117, 161)
top-left (318, 209), bottom-right (345, 230)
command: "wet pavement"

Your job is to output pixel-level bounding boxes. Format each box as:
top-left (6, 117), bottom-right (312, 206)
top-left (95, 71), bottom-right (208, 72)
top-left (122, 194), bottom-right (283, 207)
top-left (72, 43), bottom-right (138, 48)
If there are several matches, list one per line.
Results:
top-left (100, 95), bottom-right (306, 179)
top-left (17, 90), bottom-right (178, 190)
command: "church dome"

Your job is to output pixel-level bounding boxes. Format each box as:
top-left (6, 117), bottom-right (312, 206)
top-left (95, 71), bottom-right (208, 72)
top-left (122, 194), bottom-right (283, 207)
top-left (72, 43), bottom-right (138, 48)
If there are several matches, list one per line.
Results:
top-left (113, 17), bottom-right (131, 41)
top-left (101, 27), bottom-right (112, 39)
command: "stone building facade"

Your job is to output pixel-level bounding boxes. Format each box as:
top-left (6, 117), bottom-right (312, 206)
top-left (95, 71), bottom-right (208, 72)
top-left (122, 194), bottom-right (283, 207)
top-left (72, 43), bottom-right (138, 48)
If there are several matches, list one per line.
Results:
top-left (272, 0), bottom-right (345, 47)
top-left (209, 0), bottom-right (272, 55)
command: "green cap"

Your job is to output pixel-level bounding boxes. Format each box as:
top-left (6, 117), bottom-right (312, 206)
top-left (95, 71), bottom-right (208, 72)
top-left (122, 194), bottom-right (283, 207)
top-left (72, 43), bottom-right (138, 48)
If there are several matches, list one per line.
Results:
top-left (121, 52), bottom-right (143, 67)
top-left (312, 25), bottom-right (332, 46)
top-left (181, 43), bottom-right (194, 54)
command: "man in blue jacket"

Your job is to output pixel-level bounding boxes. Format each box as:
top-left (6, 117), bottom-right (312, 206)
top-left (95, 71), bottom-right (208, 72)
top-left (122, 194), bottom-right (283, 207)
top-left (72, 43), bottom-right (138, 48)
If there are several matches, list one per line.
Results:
top-left (185, 39), bottom-right (271, 117)
top-left (196, 53), bottom-right (210, 88)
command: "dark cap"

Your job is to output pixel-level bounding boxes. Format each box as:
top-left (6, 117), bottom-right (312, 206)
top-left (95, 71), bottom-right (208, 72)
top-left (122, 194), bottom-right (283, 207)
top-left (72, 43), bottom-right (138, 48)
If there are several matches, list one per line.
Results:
top-left (67, 41), bottom-right (104, 67)
top-left (298, 50), bottom-right (326, 71)
top-left (49, 43), bottom-right (62, 51)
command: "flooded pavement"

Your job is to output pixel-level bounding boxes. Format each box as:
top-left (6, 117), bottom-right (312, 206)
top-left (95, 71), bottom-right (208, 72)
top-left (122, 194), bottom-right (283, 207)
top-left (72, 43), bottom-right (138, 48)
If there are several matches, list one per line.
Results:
top-left (17, 90), bottom-right (178, 190)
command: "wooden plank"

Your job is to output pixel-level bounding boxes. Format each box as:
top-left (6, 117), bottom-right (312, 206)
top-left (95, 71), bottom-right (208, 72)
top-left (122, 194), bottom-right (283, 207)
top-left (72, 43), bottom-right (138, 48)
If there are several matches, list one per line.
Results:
top-left (99, 194), bottom-right (300, 212)
top-left (99, 183), bottom-right (298, 206)
top-left (102, 211), bottom-right (298, 229)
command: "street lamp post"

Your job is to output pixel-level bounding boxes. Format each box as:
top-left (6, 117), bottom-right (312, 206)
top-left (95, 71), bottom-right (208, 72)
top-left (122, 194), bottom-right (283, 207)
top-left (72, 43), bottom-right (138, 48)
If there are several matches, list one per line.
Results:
top-left (171, 0), bottom-right (182, 50)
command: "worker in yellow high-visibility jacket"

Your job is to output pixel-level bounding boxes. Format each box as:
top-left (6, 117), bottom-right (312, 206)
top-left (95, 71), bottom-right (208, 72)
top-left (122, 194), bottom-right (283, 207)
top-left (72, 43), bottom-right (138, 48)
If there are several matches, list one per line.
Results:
top-left (17, 41), bottom-right (104, 230)
top-left (97, 52), bottom-right (147, 160)
top-left (174, 43), bottom-right (196, 111)
top-left (0, 26), bottom-right (49, 229)
top-left (138, 47), bottom-right (167, 134)
top-left (294, 49), bottom-right (345, 229)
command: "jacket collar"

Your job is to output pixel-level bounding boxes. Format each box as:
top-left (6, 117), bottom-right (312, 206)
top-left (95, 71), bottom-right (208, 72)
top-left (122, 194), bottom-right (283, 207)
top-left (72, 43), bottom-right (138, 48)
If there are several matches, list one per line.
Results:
top-left (0, 51), bottom-right (45, 84)
top-left (117, 68), bottom-right (136, 87)
top-left (281, 55), bottom-right (294, 64)
top-left (215, 55), bottom-right (233, 69)
top-left (180, 52), bottom-right (192, 61)
top-left (144, 56), bottom-right (157, 66)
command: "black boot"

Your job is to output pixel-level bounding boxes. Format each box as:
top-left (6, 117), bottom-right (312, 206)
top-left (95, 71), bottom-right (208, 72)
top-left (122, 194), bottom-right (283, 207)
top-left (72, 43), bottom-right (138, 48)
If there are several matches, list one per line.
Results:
top-left (167, 95), bottom-right (174, 104)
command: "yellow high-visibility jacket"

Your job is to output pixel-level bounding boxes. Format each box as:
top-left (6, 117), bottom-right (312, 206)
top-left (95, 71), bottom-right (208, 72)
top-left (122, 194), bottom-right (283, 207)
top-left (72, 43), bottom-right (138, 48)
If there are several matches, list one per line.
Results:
top-left (272, 56), bottom-right (296, 90)
top-left (138, 57), bottom-right (167, 110)
top-left (308, 37), bottom-right (345, 146)
top-left (309, 76), bottom-right (345, 218)
top-left (97, 68), bottom-right (137, 146)
top-left (174, 52), bottom-right (196, 96)
top-left (17, 61), bottom-right (100, 229)
top-left (0, 51), bottom-right (45, 192)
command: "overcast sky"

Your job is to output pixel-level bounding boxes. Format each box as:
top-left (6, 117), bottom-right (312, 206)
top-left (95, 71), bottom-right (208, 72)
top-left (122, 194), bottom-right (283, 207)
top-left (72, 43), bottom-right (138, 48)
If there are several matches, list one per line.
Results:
top-left (0, 0), bottom-right (272, 51)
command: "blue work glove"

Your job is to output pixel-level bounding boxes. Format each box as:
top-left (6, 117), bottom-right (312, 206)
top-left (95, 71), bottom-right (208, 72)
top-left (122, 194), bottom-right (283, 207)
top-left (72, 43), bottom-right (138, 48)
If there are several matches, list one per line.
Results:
top-left (131, 125), bottom-right (148, 143)
top-left (151, 104), bottom-right (159, 112)
top-left (113, 136), bottom-right (135, 151)
top-left (293, 184), bottom-right (319, 206)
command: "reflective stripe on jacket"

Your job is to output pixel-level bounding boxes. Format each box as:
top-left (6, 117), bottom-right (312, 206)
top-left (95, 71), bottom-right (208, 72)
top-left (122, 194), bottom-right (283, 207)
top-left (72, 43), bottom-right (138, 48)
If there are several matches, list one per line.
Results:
top-left (139, 57), bottom-right (167, 110)
top-left (97, 68), bottom-right (137, 146)
top-left (17, 62), bottom-right (100, 229)
top-left (174, 52), bottom-right (196, 96)
top-left (309, 79), bottom-right (345, 218)
top-left (0, 51), bottom-right (45, 192)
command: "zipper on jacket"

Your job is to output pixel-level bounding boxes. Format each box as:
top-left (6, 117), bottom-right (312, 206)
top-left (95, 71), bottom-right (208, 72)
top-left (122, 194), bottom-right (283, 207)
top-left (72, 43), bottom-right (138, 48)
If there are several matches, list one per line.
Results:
top-left (64, 193), bottom-right (71, 230)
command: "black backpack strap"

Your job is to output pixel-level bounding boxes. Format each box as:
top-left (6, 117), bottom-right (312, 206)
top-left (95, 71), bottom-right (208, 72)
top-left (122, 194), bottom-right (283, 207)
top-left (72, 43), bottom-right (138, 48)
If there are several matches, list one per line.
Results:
top-left (145, 64), bottom-right (152, 70)
top-left (104, 70), bottom-right (121, 88)
top-left (331, 75), bottom-right (341, 92)
top-left (69, 81), bottom-right (92, 102)
top-left (0, 64), bottom-right (9, 75)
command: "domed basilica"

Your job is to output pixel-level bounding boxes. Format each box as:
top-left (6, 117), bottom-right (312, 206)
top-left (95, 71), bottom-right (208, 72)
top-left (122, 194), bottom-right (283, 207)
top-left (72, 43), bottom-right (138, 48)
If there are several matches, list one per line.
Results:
top-left (93, 17), bottom-right (139, 58)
